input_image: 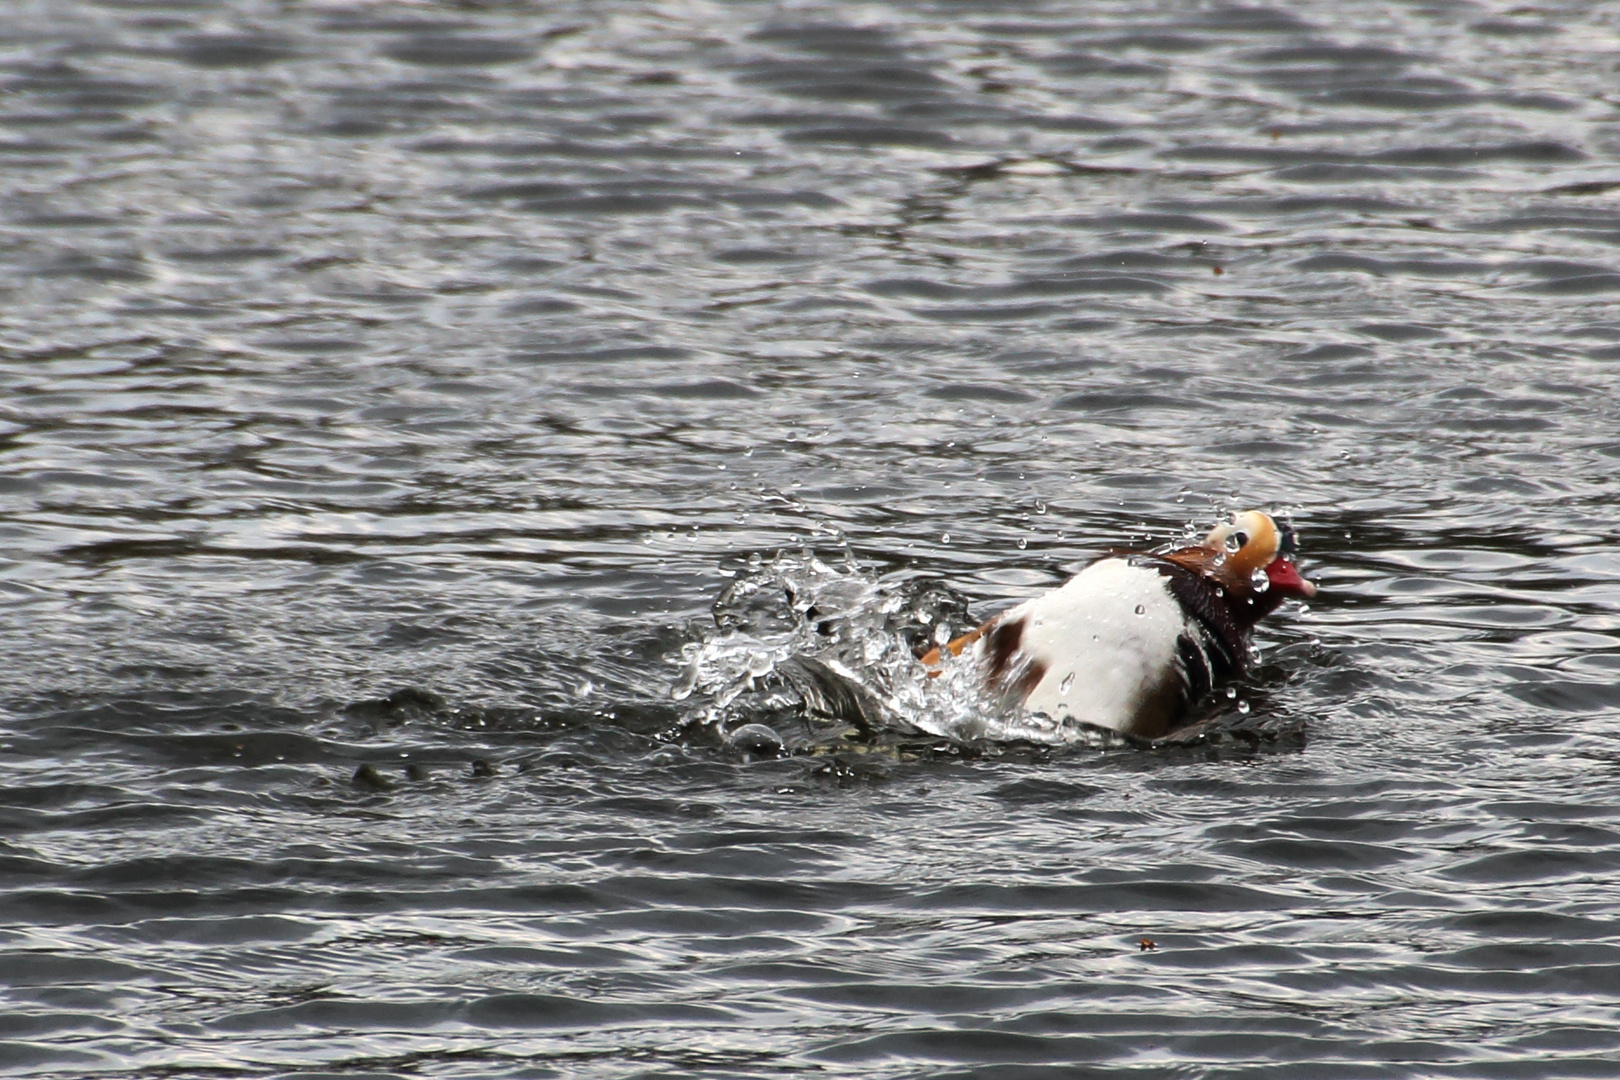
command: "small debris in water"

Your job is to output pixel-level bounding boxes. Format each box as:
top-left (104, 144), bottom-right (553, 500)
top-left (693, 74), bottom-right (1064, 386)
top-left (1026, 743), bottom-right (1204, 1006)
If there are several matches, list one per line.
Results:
top-left (352, 763), bottom-right (394, 791)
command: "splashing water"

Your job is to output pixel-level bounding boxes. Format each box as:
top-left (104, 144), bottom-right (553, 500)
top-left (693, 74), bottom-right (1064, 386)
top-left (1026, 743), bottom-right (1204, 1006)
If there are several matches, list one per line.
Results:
top-left (670, 551), bottom-right (1133, 750)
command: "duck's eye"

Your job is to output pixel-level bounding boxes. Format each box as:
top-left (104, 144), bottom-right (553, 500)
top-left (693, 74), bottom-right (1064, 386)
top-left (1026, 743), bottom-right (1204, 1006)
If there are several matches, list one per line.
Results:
top-left (1224, 531), bottom-right (1248, 553)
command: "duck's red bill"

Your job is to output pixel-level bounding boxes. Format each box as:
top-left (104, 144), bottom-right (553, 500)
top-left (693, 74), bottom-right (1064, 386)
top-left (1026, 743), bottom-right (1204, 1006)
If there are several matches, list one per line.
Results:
top-left (1266, 557), bottom-right (1317, 599)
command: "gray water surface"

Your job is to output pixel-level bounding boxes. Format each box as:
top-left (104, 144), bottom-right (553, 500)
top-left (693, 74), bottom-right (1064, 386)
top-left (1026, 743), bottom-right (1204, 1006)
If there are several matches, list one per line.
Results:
top-left (3, 1), bottom-right (1620, 1077)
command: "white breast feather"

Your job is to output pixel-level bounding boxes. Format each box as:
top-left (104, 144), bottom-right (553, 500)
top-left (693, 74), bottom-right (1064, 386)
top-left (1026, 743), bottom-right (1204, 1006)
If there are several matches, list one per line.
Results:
top-left (1002, 559), bottom-right (1190, 732)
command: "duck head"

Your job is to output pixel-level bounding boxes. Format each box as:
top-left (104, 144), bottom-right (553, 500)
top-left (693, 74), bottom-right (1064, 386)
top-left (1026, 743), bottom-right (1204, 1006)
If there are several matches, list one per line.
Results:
top-left (1159, 509), bottom-right (1316, 623)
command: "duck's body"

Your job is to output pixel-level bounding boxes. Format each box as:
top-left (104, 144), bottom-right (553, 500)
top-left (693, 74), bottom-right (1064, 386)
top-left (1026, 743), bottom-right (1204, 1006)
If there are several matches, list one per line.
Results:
top-left (921, 510), bottom-right (1316, 739)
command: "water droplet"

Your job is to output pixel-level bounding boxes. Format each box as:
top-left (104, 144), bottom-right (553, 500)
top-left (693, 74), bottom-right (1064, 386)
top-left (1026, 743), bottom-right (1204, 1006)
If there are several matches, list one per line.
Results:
top-left (1225, 686), bottom-right (1237, 699)
top-left (941, 532), bottom-right (950, 543)
top-left (1237, 699), bottom-right (1251, 715)
top-left (1059, 672), bottom-right (1075, 696)
top-left (1134, 604), bottom-right (1145, 616)
top-left (1224, 533), bottom-right (1243, 553)
top-left (1034, 500), bottom-right (1047, 515)
top-left (1017, 538), bottom-right (1028, 549)
top-left (1251, 567), bottom-right (1270, 594)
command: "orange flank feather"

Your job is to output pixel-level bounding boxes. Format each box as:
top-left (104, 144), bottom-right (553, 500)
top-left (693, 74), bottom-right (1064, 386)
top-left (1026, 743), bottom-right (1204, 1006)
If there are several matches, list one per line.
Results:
top-left (918, 624), bottom-right (987, 670)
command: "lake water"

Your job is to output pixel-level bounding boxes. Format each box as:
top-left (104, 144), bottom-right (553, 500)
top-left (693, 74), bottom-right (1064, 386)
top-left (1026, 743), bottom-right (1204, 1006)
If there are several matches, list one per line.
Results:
top-left (3, 1), bottom-right (1620, 1077)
